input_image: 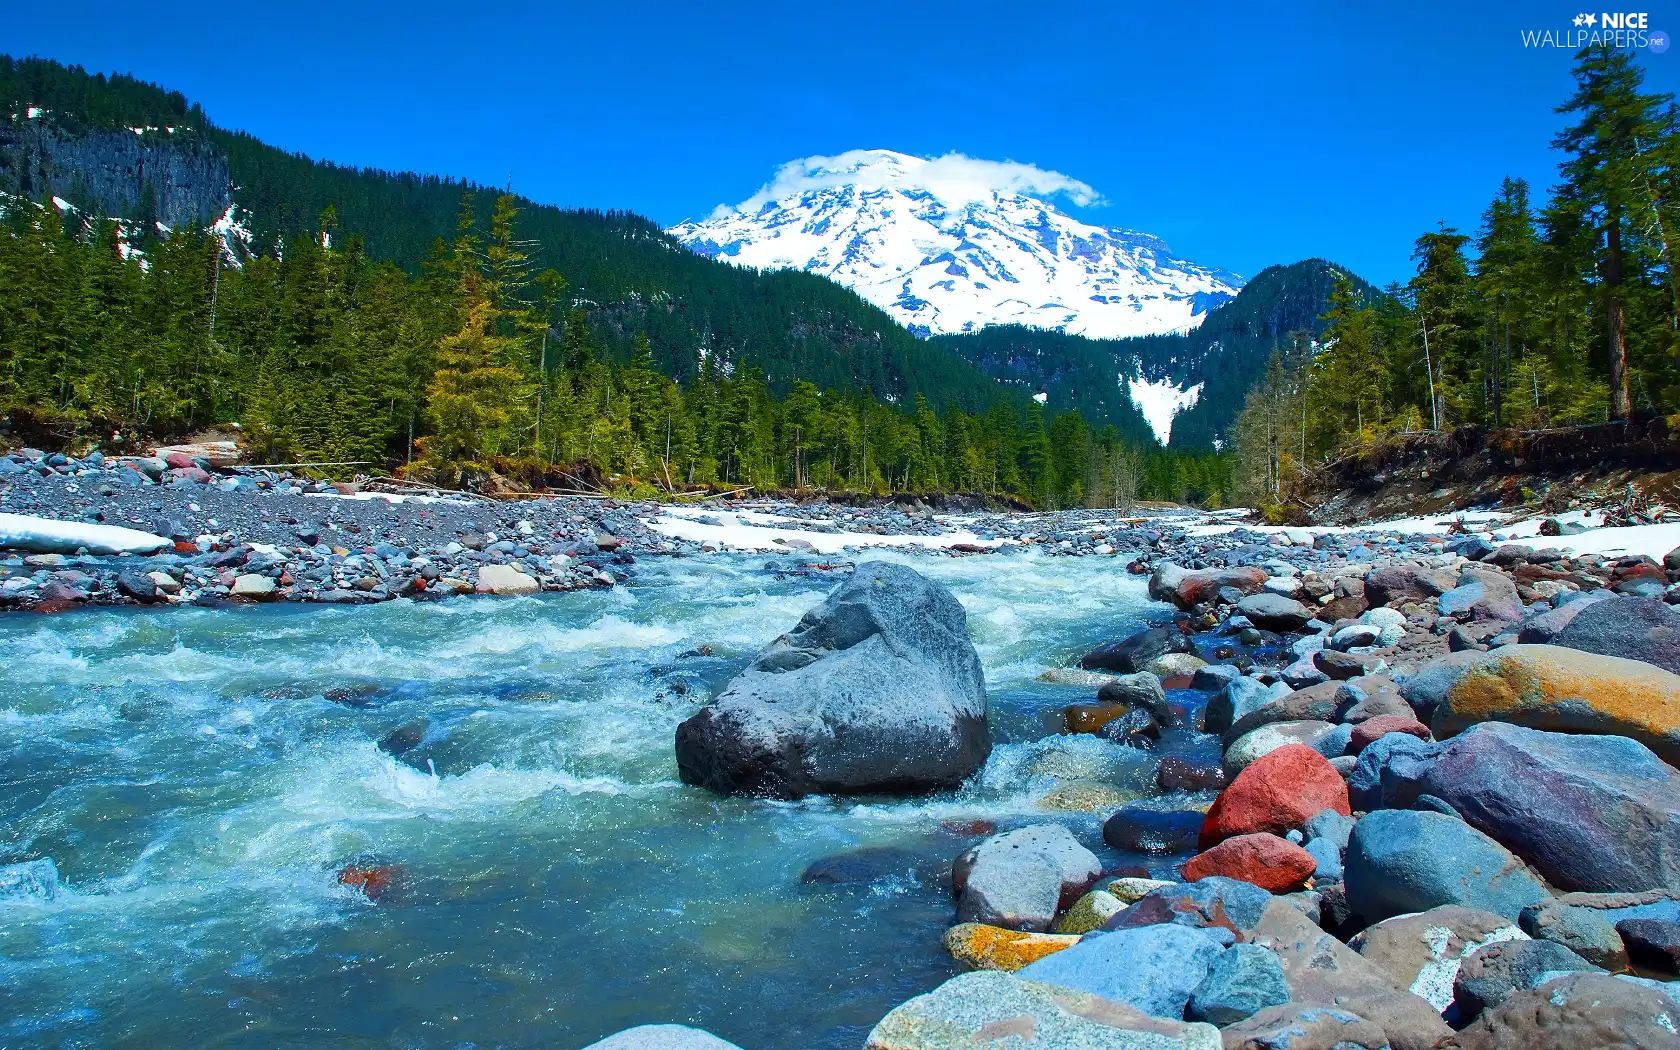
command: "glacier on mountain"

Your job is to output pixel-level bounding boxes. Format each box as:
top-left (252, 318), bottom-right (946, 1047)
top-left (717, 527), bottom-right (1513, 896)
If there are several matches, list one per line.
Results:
top-left (668, 149), bottom-right (1243, 341)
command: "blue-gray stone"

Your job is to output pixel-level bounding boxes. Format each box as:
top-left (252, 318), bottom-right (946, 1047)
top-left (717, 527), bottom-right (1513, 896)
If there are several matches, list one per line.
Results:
top-left (1203, 676), bottom-right (1291, 736)
top-left (1552, 595), bottom-right (1680, 676)
top-left (1347, 732), bottom-right (1445, 811)
top-left (1303, 809), bottom-right (1356, 851)
top-left (1187, 943), bottom-right (1290, 1025)
top-left (1452, 939), bottom-right (1603, 1021)
top-left (1344, 810), bottom-right (1548, 924)
top-left (1103, 876), bottom-right (1274, 937)
top-left (1017, 922), bottom-right (1227, 1019)
top-left (1422, 723), bottom-right (1680, 893)
top-left (1305, 836), bottom-right (1344, 882)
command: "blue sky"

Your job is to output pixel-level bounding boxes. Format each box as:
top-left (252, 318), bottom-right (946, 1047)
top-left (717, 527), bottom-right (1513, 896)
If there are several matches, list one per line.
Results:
top-left (11, 1), bottom-right (1680, 285)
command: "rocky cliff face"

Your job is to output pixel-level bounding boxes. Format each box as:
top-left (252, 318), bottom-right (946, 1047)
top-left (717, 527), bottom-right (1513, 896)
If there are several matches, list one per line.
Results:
top-left (0, 116), bottom-right (230, 228)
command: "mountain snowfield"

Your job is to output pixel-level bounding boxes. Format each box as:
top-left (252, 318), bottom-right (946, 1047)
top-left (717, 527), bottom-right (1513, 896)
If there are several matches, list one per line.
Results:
top-left (668, 150), bottom-right (1245, 343)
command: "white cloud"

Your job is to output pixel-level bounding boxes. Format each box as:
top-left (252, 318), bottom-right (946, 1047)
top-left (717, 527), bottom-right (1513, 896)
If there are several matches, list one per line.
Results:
top-left (710, 148), bottom-right (1104, 218)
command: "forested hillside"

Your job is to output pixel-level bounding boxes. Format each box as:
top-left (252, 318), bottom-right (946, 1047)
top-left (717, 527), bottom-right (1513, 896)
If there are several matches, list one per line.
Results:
top-left (0, 55), bottom-right (1236, 507)
top-left (1227, 47), bottom-right (1680, 510)
top-left (930, 258), bottom-right (1365, 448)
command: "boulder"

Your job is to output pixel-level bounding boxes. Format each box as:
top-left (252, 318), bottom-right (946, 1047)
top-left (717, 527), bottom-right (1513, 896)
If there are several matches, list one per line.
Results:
top-left (942, 923), bottom-right (1079, 971)
top-left (956, 825), bottom-right (1102, 931)
top-left (1248, 899), bottom-right (1455, 1050)
top-left (1223, 720), bottom-right (1339, 777)
top-left (1440, 972), bottom-right (1680, 1049)
top-left (1436, 568), bottom-right (1523, 624)
top-left (581, 1026), bottom-right (744, 1050)
top-left (1365, 564), bottom-right (1458, 608)
top-left (1517, 893), bottom-right (1673, 970)
top-left (1102, 876), bottom-right (1273, 938)
top-left (1515, 591), bottom-right (1609, 644)
top-left (1618, 918), bottom-right (1680, 974)
top-left (475, 563), bottom-right (539, 595)
top-left (1221, 682), bottom-right (1343, 746)
top-left (674, 562), bottom-right (989, 797)
top-left (1104, 807), bottom-right (1205, 854)
top-left (1451, 939), bottom-right (1602, 1018)
top-left (1156, 756), bottom-right (1227, 792)
top-left (1192, 663), bottom-right (1243, 692)
top-left (1200, 745), bottom-right (1350, 849)
top-left (1015, 922), bottom-right (1228, 1019)
top-left (1182, 833), bottom-right (1316, 893)
top-left (1237, 592), bottom-right (1316, 632)
top-left (1186, 943), bottom-right (1290, 1025)
top-left (1218, 1003), bottom-right (1390, 1050)
top-left (230, 573), bottom-right (277, 600)
top-left (1344, 811), bottom-right (1547, 925)
top-left (1349, 715), bottom-right (1430, 753)
top-left (864, 970), bottom-right (1222, 1050)
top-left (1204, 677), bottom-right (1293, 736)
top-left (1097, 671), bottom-right (1172, 722)
top-left (1081, 625), bottom-right (1183, 673)
top-left (1349, 905), bottom-right (1526, 1011)
top-left (1150, 562), bottom-right (1268, 610)
top-left (1346, 734), bottom-right (1445, 812)
top-left (1053, 889), bottom-right (1126, 935)
top-left (1425, 644), bottom-right (1680, 766)
top-left (1420, 723), bottom-right (1680, 893)
top-left (1398, 649), bottom-right (1491, 724)
top-left (1315, 650), bottom-right (1388, 680)
top-left (1149, 652), bottom-right (1209, 679)
top-left (1551, 594), bottom-right (1680, 675)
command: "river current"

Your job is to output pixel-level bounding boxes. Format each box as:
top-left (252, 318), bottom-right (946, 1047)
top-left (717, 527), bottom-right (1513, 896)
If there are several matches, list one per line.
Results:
top-left (0, 550), bottom-right (1212, 1049)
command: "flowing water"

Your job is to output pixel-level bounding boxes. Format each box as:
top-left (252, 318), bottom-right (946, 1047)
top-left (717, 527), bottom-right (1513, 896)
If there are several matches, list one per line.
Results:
top-left (0, 551), bottom-right (1217, 1050)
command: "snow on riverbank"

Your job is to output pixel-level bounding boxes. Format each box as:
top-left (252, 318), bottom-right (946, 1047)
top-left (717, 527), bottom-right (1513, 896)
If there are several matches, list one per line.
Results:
top-left (645, 506), bottom-right (1008, 554)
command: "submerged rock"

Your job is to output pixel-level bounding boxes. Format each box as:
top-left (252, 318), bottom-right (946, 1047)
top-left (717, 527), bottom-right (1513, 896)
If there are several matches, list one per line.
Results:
top-left (674, 562), bottom-right (989, 797)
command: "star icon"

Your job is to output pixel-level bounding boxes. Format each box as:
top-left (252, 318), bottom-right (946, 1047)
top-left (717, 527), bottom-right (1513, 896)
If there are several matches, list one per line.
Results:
top-left (1574, 13), bottom-right (1585, 25)
top-left (1585, 12), bottom-right (1598, 25)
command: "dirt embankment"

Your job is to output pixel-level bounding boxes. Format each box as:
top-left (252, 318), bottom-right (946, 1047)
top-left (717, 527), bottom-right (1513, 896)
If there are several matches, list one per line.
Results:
top-left (1303, 418), bottom-right (1680, 525)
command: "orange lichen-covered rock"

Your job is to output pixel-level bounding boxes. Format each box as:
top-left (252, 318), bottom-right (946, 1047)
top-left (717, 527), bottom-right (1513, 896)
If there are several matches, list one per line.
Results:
top-left (1182, 833), bottom-right (1317, 892)
top-left (942, 923), bottom-right (1080, 972)
top-left (1200, 743), bottom-right (1350, 850)
top-left (1430, 644), bottom-right (1680, 766)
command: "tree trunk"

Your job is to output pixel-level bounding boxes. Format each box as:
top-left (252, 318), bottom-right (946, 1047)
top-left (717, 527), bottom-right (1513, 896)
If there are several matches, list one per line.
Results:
top-left (1607, 211), bottom-right (1632, 421)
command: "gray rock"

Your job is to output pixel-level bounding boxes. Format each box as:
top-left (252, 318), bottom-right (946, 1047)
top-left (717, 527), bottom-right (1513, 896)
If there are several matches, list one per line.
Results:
top-left (1344, 810), bottom-right (1548, 925)
top-left (1396, 649), bottom-right (1488, 723)
top-left (1237, 592), bottom-right (1316, 632)
top-left (1452, 939), bottom-right (1602, 1019)
top-left (1436, 567), bottom-right (1523, 624)
top-left (1552, 595), bottom-right (1680, 675)
top-left (1081, 625), bottom-right (1183, 674)
top-left (1190, 663), bottom-right (1243, 692)
top-left (863, 970), bottom-right (1222, 1050)
top-left (1203, 677), bottom-right (1291, 736)
top-left (1102, 876), bottom-right (1274, 937)
top-left (1521, 890), bottom-right (1680, 969)
top-left (1223, 720), bottom-right (1338, 777)
top-left (1516, 590), bottom-right (1610, 643)
top-left (1618, 918), bottom-right (1680, 974)
top-left (956, 825), bottom-right (1102, 932)
top-left (1421, 723), bottom-right (1680, 893)
top-left (674, 562), bottom-right (989, 797)
top-left (1097, 672), bottom-right (1171, 722)
top-left (1186, 943), bottom-right (1289, 1025)
top-left (580, 1026), bottom-right (744, 1050)
top-left (1016, 922), bottom-right (1228, 1019)
top-left (1347, 733), bottom-right (1445, 812)
top-left (1365, 564), bottom-right (1458, 607)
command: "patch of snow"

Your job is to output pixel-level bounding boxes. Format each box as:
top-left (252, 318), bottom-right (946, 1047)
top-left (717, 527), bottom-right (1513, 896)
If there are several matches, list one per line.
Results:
top-left (1127, 376), bottom-right (1202, 444)
top-left (25, 106), bottom-right (46, 119)
top-left (0, 513), bottom-right (169, 556)
top-left (1032, 391), bottom-right (1048, 405)
top-left (646, 505), bottom-right (1008, 554)
top-left (50, 196), bottom-right (72, 212)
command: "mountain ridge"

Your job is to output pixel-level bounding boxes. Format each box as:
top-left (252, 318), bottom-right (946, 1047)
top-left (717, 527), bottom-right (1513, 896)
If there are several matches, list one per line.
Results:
top-left (668, 149), bottom-right (1243, 342)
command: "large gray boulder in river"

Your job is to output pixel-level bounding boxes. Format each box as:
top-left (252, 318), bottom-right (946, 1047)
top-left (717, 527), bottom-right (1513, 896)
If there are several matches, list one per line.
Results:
top-left (674, 561), bottom-right (990, 798)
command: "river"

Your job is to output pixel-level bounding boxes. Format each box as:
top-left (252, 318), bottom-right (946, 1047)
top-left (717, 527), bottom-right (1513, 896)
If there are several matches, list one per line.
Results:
top-left (0, 550), bottom-right (1217, 1049)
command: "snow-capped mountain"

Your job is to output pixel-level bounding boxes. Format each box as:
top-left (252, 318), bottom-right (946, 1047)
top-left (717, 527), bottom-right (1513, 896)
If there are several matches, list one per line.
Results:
top-left (668, 149), bottom-right (1244, 340)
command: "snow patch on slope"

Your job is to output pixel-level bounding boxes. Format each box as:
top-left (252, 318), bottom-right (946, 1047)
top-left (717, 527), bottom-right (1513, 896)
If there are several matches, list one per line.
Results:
top-left (1127, 376), bottom-right (1202, 444)
top-left (668, 149), bottom-right (1242, 341)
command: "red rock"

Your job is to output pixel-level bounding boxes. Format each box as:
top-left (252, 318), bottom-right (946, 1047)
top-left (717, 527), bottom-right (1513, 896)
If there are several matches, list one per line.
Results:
top-left (941, 819), bottom-right (997, 837)
top-left (1182, 833), bottom-right (1316, 892)
top-left (1199, 743), bottom-right (1350, 849)
top-left (1349, 714), bottom-right (1431, 752)
top-left (163, 451), bottom-right (196, 469)
top-left (169, 466), bottom-right (211, 484)
top-left (338, 863), bottom-right (400, 900)
top-left (1177, 566), bottom-right (1267, 607)
top-left (173, 539), bottom-right (198, 554)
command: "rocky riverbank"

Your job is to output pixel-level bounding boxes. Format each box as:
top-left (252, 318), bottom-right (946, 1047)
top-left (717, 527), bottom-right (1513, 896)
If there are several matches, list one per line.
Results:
top-left (586, 542), bottom-right (1680, 1049)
